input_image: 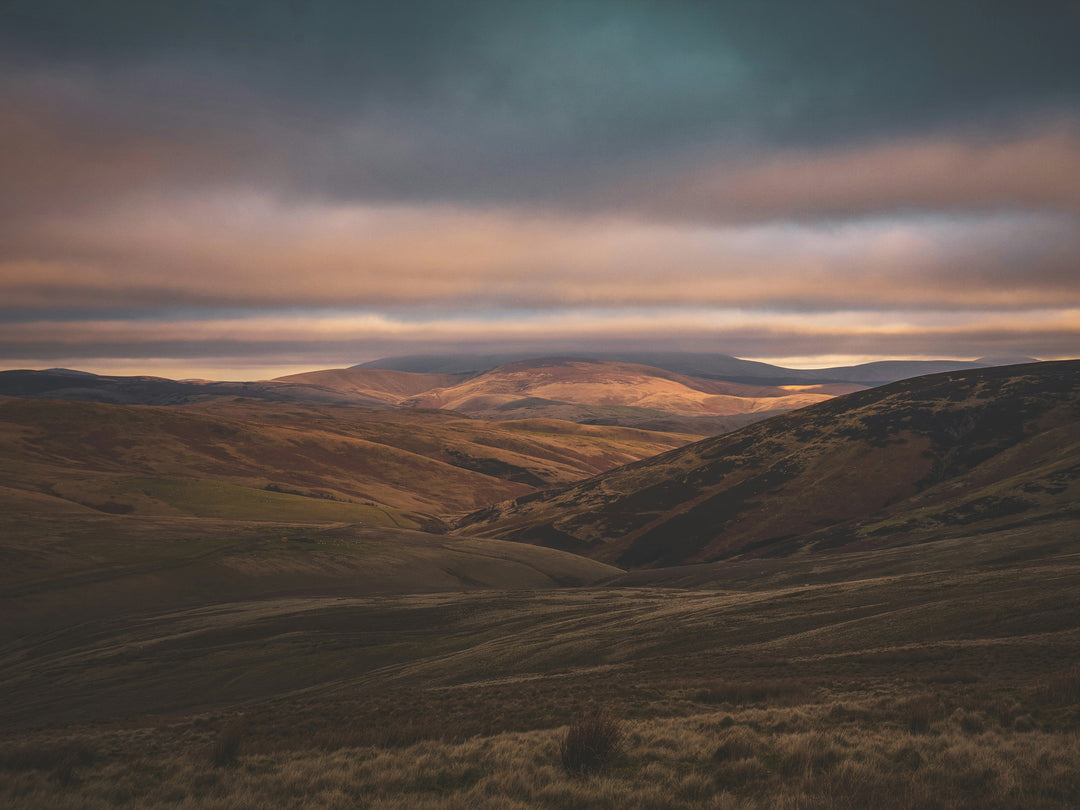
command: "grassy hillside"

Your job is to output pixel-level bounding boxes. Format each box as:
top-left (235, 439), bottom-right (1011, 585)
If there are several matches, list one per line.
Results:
top-left (0, 395), bottom-right (670, 637)
top-left (0, 512), bottom-right (621, 642)
top-left (2, 526), bottom-right (1078, 807)
top-left (0, 397), bottom-right (693, 522)
top-left (457, 361), bottom-right (1080, 567)
top-left (274, 358), bottom-right (862, 435)
top-left (0, 369), bottom-right (390, 407)
top-left (271, 368), bottom-right (472, 404)
top-left (400, 357), bottom-right (851, 417)
top-left (1, 360), bottom-right (864, 438)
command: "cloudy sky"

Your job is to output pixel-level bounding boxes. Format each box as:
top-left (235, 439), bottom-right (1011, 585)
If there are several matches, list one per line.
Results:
top-left (2, 1), bottom-right (1078, 378)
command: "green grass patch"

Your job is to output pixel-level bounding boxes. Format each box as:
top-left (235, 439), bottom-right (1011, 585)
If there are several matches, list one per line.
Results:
top-left (129, 477), bottom-right (422, 527)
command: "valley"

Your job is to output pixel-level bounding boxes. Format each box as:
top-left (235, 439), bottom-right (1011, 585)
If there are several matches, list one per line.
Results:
top-left (3, 531), bottom-right (1078, 808)
top-left (0, 358), bottom-right (1077, 808)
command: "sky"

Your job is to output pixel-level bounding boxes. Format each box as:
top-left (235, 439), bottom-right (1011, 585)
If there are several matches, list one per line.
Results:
top-left (1, 0), bottom-right (1078, 379)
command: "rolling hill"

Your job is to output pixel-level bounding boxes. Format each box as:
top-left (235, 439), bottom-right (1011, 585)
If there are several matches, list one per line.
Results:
top-left (398, 358), bottom-right (853, 416)
top-left (1, 396), bottom-right (666, 633)
top-left (0, 368), bottom-right (391, 407)
top-left (271, 367), bottom-right (472, 404)
top-left (0, 397), bottom-right (693, 524)
top-left (272, 357), bottom-right (863, 433)
top-left (0, 514), bottom-right (622, 641)
top-left (2, 353), bottom-right (1039, 446)
top-left (2, 361), bottom-right (858, 437)
top-left (457, 360), bottom-right (1080, 567)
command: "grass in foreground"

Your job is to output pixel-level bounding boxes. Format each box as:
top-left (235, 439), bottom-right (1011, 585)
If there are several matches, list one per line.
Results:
top-left (2, 536), bottom-right (1077, 807)
top-left (2, 692), bottom-right (1078, 809)
top-left (559, 711), bottom-right (625, 777)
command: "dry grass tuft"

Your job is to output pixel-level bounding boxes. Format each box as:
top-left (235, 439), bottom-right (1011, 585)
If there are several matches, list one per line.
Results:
top-left (897, 694), bottom-right (944, 734)
top-left (951, 707), bottom-right (986, 734)
top-left (710, 725), bottom-right (763, 762)
top-left (779, 731), bottom-right (843, 777)
top-left (559, 710), bottom-right (624, 777)
top-left (211, 716), bottom-right (247, 768)
top-left (5, 698), bottom-right (1080, 808)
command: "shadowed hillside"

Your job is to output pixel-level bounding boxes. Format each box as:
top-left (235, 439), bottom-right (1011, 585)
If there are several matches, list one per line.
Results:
top-left (0, 515), bottom-right (621, 641)
top-left (3, 542), bottom-right (1078, 808)
top-left (0, 369), bottom-right (392, 407)
top-left (457, 361), bottom-right (1080, 567)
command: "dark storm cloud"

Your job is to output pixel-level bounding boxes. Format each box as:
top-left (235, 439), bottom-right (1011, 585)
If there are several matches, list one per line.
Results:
top-left (8, 1), bottom-right (1077, 128)
top-left (3, 1), bottom-right (1078, 207)
top-left (611, 128), bottom-right (1080, 225)
top-left (2, 1), bottom-right (1078, 372)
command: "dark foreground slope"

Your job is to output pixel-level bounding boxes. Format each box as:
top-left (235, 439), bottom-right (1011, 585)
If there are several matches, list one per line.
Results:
top-left (2, 533), bottom-right (1078, 808)
top-left (457, 361), bottom-right (1080, 567)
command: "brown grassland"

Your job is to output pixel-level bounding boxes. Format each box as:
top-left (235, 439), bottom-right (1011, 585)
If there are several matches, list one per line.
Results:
top-left (1, 363), bottom-right (1078, 807)
top-left (2, 516), bottom-right (1079, 808)
top-left (0, 396), bottom-right (694, 525)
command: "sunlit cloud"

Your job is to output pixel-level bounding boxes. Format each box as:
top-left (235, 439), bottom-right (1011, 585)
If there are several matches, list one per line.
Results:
top-left (3, 308), bottom-right (1077, 378)
top-left (2, 193), bottom-right (1077, 311)
top-left (623, 125), bottom-right (1080, 223)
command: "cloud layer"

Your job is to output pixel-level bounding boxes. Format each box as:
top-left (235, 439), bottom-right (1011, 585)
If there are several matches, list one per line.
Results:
top-left (1, 1), bottom-right (1078, 374)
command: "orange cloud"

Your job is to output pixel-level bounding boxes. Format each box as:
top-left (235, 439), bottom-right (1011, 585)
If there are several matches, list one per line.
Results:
top-left (629, 125), bottom-right (1080, 222)
top-left (2, 308), bottom-right (1077, 366)
top-left (0, 93), bottom-right (248, 223)
top-left (2, 192), bottom-right (1078, 311)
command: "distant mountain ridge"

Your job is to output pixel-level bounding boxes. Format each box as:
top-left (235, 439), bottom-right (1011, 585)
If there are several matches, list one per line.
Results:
top-left (1, 353), bottom-right (1049, 438)
top-left (354, 351), bottom-right (1033, 385)
top-left (0, 361), bottom-right (854, 436)
top-left (456, 360), bottom-right (1080, 568)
